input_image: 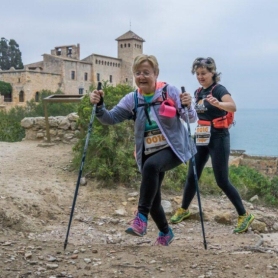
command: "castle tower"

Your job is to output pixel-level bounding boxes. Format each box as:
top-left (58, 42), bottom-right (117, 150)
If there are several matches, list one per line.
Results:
top-left (116, 30), bottom-right (145, 86)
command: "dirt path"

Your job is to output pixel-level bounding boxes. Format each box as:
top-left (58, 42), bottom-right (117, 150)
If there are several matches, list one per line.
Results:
top-left (0, 140), bottom-right (278, 278)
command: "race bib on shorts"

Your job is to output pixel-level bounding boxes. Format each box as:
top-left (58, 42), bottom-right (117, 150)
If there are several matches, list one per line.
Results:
top-left (195, 125), bottom-right (211, 146)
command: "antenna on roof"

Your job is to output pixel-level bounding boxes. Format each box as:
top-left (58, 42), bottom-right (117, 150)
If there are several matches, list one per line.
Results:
top-left (130, 20), bottom-right (131, 30)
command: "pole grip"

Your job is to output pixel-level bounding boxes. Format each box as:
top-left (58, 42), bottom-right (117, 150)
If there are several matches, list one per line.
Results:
top-left (97, 82), bottom-right (102, 90)
top-left (181, 86), bottom-right (187, 108)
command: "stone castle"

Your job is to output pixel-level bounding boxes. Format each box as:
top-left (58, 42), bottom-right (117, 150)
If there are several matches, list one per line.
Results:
top-left (0, 30), bottom-right (144, 110)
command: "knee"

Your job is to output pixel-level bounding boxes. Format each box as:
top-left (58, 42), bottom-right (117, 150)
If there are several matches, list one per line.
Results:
top-left (142, 160), bottom-right (158, 173)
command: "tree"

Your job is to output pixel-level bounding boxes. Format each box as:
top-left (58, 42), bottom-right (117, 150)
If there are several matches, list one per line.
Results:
top-left (9, 39), bottom-right (23, 69)
top-left (0, 80), bottom-right (12, 95)
top-left (0, 38), bottom-right (9, 70)
top-left (0, 37), bottom-right (23, 70)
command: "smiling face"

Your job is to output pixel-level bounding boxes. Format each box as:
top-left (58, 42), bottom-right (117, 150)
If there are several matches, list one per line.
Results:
top-left (195, 67), bottom-right (214, 89)
top-left (134, 61), bottom-right (158, 95)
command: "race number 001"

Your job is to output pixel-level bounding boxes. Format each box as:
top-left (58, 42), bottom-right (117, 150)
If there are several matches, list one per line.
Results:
top-left (145, 134), bottom-right (166, 144)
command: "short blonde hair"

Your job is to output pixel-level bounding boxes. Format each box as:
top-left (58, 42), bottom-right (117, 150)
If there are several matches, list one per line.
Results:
top-left (191, 57), bottom-right (221, 83)
top-left (132, 54), bottom-right (159, 75)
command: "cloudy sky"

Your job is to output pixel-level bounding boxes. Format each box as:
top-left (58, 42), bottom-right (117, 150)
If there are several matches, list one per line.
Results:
top-left (2, 0), bottom-right (277, 109)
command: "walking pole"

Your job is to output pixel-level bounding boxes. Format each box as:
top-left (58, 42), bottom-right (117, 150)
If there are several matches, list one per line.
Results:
top-left (181, 86), bottom-right (207, 250)
top-left (64, 82), bottom-right (102, 250)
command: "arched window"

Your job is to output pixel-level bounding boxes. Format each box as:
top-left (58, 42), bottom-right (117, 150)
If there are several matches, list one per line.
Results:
top-left (96, 59), bottom-right (98, 64)
top-left (19, 91), bottom-right (24, 102)
top-left (35, 92), bottom-right (39, 102)
top-left (128, 43), bottom-right (130, 47)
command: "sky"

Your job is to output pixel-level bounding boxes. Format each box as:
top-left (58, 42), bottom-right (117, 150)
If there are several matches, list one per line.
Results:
top-left (2, 0), bottom-right (278, 109)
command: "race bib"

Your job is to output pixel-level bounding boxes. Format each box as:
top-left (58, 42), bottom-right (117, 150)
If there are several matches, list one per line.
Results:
top-left (195, 125), bottom-right (211, 146)
top-left (144, 129), bottom-right (169, 155)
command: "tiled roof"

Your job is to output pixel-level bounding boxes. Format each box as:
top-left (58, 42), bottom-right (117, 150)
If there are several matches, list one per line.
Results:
top-left (115, 30), bottom-right (145, 42)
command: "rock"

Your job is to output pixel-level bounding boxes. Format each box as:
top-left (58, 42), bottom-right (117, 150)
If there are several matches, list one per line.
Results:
top-left (46, 263), bottom-right (59, 269)
top-left (114, 208), bottom-right (127, 216)
top-left (173, 196), bottom-right (182, 204)
top-left (37, 143), bottom-right (55, 148)
top-left (80, 177), bottom-right (87, 186)
top-left (273, 222), bottom-right (278, 231)
top-left (214, 212), bottom-right (233, 225)
top-left (161, 200), bottom-right (173, 214)
top-left (250, 195), bottom-right (259, 202)
top-left (84, 258), bottom-right (91, 264)
top-left (252, 220), bottom-right (267, 233)
top-left (127, 192), bottom-right (139, 197)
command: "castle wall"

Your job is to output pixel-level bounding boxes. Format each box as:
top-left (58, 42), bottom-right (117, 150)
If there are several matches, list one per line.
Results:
top-left (0, 69), bottom-right (61, 109)
top-left (62, 60), bottom-right (92, 94)
top-left (83, 54), bottom-right (122, 87)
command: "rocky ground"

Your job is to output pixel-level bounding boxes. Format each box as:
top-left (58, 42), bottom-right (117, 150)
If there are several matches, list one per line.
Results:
top-left (0, 140), bottom-right (278, 278)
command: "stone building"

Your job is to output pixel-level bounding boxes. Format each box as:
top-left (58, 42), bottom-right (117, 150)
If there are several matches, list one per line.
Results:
top-left (0, 30), bottom-right (145, 110)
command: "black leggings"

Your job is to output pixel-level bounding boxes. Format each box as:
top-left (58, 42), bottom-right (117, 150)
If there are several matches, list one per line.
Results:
top-left (138, 147), bottom-right (182, 233)
top-left (182, 133), bottom-right (246, 215)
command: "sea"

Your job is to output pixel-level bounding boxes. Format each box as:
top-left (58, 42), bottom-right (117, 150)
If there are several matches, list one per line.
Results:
top-left (190, 109), bottom-right (278, 157)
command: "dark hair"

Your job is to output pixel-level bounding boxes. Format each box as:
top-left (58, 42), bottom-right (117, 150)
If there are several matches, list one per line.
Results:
top-left (191, 57), bottom-right (221, 83)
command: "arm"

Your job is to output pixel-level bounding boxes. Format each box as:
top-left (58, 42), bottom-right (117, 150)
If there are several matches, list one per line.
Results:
top-left (206, 94), bottom-right (237, 112)
top-left (89, 90), bottom-right (135, 125)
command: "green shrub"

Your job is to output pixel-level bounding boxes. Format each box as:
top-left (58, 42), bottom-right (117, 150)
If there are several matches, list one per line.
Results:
top-left (229, 165), bottom-right (271, 200)
top-left (72, 82), bottom-right (140, 187)
top-left (0, 80), bottom-right (12, 95)
top-left (164, 163), bottom-right (277, 208)
top-left (263, 175), bottom-right (278, 206)
top-left (0, 110), bottom-right (25, 142)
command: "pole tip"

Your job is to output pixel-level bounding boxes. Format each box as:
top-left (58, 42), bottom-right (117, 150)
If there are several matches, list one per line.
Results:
top-left (64, 240), bottom-right (68, 250)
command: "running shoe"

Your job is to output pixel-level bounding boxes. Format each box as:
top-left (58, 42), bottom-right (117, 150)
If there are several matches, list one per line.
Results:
top-left (170, 208), bottom-right (191, 224)
top-left (155, 227), bottom-right (174, 246)
top-left (125, 212), bottom-right (147, 237)
top-left (233, 212), bottom-right (255, 233)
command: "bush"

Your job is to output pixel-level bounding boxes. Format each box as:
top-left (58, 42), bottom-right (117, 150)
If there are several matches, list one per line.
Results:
top-left (73, 82), bottom-right (140, 187)
top-left (264, 175), bottom-right (278, 206)
top-left (0, 109), bottom-right (25, 142)
top-left (0, 80), bottom-right (12, 95)
top-left (229, 165), bottom-right (271, 200)
top-left (166, 163), bottom-right (277, 208)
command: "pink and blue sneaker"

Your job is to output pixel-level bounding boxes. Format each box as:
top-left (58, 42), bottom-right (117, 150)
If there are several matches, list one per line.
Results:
top-left (155, 227), bottom-right (174, 246)
top-left (125, 212), bottom-right (147, 237)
